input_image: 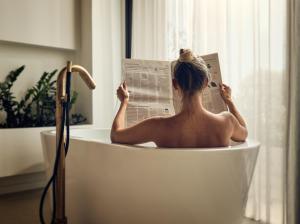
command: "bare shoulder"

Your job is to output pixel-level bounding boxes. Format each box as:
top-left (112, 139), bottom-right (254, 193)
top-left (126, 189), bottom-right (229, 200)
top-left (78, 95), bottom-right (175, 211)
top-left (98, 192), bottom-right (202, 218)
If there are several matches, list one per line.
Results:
top-left (146, 115), bottom-right (179, 130)
top-left (146, 116), bottom-right (168, 123)
top-left (217, 111), bottom-right (235, 128)
top-left (218, 111), bottom-right (248, 141)
top-left (141, 116), bottom-right (169, 127)
top-left (219, 111), bottom-right (234, 121)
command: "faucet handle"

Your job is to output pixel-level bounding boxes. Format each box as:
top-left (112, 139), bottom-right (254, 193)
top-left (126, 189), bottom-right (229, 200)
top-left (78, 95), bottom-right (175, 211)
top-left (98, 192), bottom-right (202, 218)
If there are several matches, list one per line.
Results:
top-left (67, 61), bottom-right (72, 73)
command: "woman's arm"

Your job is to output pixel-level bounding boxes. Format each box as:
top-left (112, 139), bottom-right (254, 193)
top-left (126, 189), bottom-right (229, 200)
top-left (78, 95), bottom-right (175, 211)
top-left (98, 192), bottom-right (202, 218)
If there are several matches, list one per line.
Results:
top-left (110, 82), bottom-right (159, 144)
top-left (220, 84), bottom-right (248, 141)
top-left (111, 100), bottom-right (128, 133)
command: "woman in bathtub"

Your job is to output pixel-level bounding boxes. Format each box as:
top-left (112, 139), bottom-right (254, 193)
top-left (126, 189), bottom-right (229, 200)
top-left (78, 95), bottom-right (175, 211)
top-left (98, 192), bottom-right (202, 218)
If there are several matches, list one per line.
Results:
top-left (110, 49), bottom-right (247, 147)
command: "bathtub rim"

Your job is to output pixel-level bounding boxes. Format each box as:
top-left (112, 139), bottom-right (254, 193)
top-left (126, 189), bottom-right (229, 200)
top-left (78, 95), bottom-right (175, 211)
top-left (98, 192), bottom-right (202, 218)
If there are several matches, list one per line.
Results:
top-left (40, 128), bottom-right (260, 152)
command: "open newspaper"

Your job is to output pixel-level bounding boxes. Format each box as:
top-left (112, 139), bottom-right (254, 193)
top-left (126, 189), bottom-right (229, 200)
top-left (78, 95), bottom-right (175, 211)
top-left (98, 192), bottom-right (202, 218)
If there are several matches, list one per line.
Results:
top-left (122, 53), bottom-right (227, 127)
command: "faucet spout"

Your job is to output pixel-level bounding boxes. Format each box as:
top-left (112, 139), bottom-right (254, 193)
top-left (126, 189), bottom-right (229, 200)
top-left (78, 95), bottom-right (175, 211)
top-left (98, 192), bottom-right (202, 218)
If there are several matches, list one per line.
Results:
top-left (71, 65), bottom-right (96, 89)
top-left (57, 63), bottom-right (96, 94)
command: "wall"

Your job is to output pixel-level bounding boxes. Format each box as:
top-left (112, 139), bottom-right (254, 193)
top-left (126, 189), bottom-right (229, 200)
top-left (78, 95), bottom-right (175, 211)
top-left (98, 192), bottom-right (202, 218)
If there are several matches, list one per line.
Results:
top-left (92, 0), bottom-right (123, 128)
top-left (0, 0), bottom-right (124, 128)
top-left (0, 0), bottom-right (92, 123)
top-left (73, 0), bottom-right (94, 124)
top-left (0, 0), bottom-right (90, 193)
top-left (0, 0), bottom-right (123, 194)
top-left (0, 0), bottom-right (77, 50)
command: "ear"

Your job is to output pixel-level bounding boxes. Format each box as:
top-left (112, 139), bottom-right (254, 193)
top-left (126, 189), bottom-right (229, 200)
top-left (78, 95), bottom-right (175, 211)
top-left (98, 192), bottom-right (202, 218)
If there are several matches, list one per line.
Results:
top-left (203, 78), bottom-right (209, 88)
top-left (172, 78), bottom-right (179, 90)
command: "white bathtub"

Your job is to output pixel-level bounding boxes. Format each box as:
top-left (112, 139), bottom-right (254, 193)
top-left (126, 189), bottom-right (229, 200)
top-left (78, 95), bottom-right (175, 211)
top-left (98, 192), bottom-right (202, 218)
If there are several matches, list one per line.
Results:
top-left (41, 128), bottom-right (259, 224)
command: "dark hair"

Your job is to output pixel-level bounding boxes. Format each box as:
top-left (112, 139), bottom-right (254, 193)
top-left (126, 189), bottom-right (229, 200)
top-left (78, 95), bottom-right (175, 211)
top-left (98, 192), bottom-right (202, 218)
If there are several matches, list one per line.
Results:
top-left (174, 50), bottom-right (209, 95)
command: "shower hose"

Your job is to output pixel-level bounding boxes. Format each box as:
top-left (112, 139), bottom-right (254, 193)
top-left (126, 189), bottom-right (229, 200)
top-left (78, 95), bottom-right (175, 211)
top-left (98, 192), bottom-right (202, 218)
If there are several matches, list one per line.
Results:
top-left (39, 70), bottom-right (72, 224)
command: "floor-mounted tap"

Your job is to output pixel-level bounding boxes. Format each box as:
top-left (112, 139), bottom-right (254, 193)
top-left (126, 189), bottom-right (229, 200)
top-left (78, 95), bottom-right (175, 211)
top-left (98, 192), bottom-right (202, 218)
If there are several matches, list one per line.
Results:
top-left (55, 61), bottom-right (96, 224)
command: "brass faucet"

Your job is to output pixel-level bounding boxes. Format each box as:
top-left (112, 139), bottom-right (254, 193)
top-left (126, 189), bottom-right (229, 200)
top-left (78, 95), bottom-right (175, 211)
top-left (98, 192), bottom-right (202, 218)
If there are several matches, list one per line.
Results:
top-left (54, 61), bottom-right (96, 224)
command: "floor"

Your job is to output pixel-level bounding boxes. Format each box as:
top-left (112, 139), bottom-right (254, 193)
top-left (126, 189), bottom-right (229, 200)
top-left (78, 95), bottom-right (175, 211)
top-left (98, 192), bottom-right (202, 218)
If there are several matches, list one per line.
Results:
top-left (0, 189), bottom-right (50, 224)
top-left (0, 189), bottom-right (261, 224)
top-left (243, 219), bottom-right (261, 224)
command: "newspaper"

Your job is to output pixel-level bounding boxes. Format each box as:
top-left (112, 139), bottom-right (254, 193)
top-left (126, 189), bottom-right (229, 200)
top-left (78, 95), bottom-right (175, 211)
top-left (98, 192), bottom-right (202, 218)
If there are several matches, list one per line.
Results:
top-left (201, 53), bottom-right (227, 113)
top-left (122, 53), bottom-right (227, 127)
top-left (122, 59), bottom-right (175, 127)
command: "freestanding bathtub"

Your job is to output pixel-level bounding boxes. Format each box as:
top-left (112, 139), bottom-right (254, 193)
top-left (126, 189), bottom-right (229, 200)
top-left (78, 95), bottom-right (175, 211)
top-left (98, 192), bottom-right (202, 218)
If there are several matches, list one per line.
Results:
top-left (41, 128), bottom-right (259, 224)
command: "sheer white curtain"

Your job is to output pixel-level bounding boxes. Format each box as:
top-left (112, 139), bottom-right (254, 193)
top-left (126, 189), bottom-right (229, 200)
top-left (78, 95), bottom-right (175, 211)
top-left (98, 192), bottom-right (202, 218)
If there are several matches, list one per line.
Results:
top-left (132, 0), bottom-right (288, 223)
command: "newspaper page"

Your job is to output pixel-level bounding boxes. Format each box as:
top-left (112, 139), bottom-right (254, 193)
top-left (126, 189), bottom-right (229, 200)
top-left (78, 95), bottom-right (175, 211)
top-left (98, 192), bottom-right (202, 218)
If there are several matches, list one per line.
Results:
top-left (122, 59), bottom-right (175, 127)
top-left (171, 53), bottom-right (227, 114)
top-left (200, 53), bottom-right (227, 113)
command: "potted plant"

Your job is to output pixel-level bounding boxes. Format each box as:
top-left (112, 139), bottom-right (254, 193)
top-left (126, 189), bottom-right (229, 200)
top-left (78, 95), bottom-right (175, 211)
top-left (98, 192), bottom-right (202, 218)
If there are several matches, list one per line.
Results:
top-left (0, 66), bottom-right (88, 194)
top-left (0, 65), bottom-right (86, 128)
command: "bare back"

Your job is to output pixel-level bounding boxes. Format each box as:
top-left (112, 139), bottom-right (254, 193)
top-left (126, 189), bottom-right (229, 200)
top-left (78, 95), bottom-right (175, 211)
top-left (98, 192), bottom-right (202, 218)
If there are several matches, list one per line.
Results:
top-left (153, 111), bottom-right (233, 148)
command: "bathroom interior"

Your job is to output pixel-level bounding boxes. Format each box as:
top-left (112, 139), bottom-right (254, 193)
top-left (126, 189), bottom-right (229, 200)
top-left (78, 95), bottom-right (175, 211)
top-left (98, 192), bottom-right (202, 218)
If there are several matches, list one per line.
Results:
top-left (0, 0), bottom-right (299, 224)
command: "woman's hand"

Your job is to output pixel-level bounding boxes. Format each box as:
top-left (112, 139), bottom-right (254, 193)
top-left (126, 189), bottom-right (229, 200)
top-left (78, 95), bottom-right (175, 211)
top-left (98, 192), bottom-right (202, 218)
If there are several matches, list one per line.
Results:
top-left (117, 81), bottom-right (129, 103)
top-left (220, 83), bottom-right (232, 104)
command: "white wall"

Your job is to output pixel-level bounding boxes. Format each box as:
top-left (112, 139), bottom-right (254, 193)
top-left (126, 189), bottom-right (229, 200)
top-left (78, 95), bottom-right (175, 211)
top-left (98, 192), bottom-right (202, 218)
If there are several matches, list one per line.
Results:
top-left (91, 0), bottom-right (123, 128)
top-left (0, 0), bottom-right (88, 193)
top-left (0, 0), bottom-right (77, 49)
top-left (0, 0), bottom-right (123, 193)
top-left (73, 0), bottom-right (94, 124)
top-left (0, 0), bottom-right (123, 128)
top-left (0, 0), bottom-right (87, 120)
top-left (0, 0), bottom-right (95, 124)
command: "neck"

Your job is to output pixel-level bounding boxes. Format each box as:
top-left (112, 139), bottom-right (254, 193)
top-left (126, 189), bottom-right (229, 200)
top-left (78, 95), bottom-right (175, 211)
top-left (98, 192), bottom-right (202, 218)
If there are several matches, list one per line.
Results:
top-left (180, 92), bottom-right (205, 114)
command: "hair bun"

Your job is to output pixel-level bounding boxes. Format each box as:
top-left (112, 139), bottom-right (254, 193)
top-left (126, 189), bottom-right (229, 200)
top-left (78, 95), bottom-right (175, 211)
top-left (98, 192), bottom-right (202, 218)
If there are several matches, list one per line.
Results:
top-left (179, 49), bottom-right (194, 62)
top-left (174, 49), bottom-right (210, 95)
